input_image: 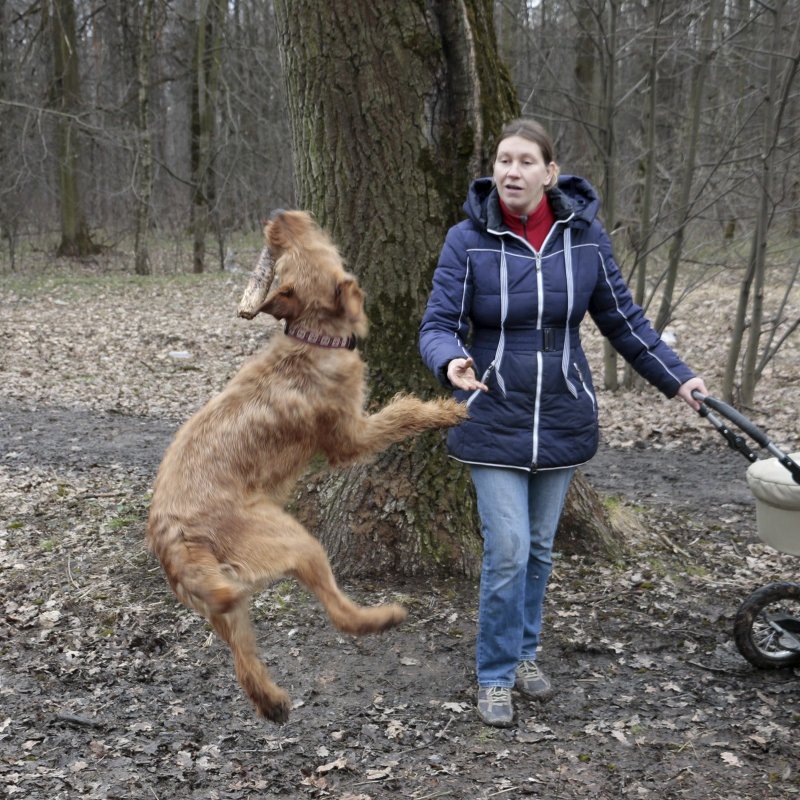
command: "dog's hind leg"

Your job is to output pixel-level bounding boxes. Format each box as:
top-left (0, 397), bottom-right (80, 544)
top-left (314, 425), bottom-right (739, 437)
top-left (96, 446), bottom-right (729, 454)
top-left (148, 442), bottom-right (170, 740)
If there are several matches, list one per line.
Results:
top-left (289, 534), bottom-right (407, 635)
top-left (153, 531), bottom-right (249, 617)
top-left (209, 601), bottom-right (292, 723)
top-left (232, 506), bottom-right (407, 636)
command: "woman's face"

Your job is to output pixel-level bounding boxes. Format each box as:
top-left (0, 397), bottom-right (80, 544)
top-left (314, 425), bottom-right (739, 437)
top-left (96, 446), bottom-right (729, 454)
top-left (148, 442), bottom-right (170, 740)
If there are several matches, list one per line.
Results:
top-left (493, 135), bottom-right (555, 215)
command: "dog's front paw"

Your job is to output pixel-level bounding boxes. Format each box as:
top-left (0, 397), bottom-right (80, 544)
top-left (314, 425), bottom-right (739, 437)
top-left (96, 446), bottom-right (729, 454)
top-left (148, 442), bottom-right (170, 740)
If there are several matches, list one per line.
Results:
top-left (338, 601), bottom-right (407, 635)
top-left (257, 688), bottom-right (292, 724)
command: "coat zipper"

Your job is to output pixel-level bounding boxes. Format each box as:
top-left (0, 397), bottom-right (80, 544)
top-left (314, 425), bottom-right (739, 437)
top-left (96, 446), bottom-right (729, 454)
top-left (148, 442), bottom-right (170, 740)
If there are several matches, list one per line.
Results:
top-left (466, 361), bottom-right (496, 408)
top-left (532, 351), bottom-right (543, 464)
top-left (574, 361), bottom-right (596, 411)
top-left (488, 215), bottom-right (575, 468)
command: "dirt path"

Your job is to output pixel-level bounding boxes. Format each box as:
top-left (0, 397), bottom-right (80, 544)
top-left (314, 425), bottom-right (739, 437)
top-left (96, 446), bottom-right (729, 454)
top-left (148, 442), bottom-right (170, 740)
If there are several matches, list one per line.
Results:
top-left (2, 401), bottom-right (798, 800)
top-left (0, 401), bottom-right (755, 507)
top-left (2, 269), bottom-right (799, 799)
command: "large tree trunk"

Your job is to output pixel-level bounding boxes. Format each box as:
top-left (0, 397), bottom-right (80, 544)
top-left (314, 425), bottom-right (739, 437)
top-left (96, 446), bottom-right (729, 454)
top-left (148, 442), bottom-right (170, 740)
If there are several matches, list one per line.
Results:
top-left (274, 0), bottom-right (624, 577)
top-left (558, 472), bottom-right (624, 561)
top-left (46, 0), bottom-right (99, 257)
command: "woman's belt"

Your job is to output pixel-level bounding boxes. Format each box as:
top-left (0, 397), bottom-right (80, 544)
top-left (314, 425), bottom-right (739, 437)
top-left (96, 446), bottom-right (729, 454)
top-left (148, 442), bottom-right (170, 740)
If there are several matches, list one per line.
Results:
top-left (472, 326), bottom-right (581, 352)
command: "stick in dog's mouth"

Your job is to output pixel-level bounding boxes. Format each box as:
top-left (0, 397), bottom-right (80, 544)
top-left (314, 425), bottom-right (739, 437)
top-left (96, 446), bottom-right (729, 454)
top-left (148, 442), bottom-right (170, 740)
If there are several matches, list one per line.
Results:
top-left (238, 245), bottom-right (276, 319)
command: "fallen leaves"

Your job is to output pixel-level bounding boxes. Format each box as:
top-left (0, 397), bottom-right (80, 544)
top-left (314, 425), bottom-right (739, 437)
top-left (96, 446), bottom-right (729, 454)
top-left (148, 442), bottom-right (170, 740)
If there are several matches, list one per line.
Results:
top-left (1, 265), bottom-right (800, 800)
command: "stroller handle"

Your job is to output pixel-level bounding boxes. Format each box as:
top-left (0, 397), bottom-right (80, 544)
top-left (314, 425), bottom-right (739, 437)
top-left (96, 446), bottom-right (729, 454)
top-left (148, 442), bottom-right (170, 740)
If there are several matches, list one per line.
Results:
top-left (692, 390), bottom-right (800, 484)
top-left (691, 390), bottom-right (771, 448)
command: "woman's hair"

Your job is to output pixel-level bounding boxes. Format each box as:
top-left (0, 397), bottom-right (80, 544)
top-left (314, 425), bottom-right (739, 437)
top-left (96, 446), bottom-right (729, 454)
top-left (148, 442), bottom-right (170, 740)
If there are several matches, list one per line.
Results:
top-left (494, 118), bottom-right (560, 186)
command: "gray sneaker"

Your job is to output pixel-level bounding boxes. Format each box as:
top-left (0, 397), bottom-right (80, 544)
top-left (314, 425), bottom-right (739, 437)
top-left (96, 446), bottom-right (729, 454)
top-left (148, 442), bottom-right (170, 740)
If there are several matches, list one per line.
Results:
top-left (515, 660), bottom-right (553, 700)
top-left (477, 686), bottom-right (514, 727)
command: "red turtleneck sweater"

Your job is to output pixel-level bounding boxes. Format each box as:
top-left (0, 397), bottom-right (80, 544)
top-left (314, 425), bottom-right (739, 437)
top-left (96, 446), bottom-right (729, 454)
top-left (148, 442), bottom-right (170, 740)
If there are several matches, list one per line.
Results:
top-left (499, 195), bottom-right (555, 252)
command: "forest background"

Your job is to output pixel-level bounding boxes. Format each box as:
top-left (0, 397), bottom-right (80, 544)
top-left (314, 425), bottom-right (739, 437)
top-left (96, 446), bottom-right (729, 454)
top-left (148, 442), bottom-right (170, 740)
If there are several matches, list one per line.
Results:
top-left (2, 0), bottom-right (799, 405)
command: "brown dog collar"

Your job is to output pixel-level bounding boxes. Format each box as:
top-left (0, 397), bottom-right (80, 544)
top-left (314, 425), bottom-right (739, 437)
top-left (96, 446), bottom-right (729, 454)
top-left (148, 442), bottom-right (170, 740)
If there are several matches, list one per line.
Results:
top-left (284, 322), bottom-right (357, 350)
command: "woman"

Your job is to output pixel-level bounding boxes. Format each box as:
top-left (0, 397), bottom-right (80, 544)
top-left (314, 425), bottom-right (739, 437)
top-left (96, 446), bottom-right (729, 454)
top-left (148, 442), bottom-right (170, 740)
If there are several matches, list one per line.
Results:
top-left (419, 118), bottom-right (707, 727)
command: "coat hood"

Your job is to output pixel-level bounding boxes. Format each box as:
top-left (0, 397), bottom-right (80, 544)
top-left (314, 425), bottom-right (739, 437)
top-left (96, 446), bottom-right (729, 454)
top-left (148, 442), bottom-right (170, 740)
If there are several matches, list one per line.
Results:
top-left (463, 174), bottom-right (600, 232)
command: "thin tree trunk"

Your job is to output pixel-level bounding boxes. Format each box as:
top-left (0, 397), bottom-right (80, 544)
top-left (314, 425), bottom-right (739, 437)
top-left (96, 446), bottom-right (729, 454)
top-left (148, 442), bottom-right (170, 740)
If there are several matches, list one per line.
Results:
top-left (725, 1), bottom-right (800, 403)
top-left (654, 0), bottom-right (718, 333)
top-left (624, 0), bottom-right (662, 390)
top-left (46, 0), bottom-right (98, 257)
top-left (572, 2), bottom-right (621, 391)
top-left (740, 0), bottom-right (799, 404)
top-left (190, 0), bottom-right (224, 274)
top-left (134, 0), bottom-right (155, 276)
top-left (572, 2), bottom-right (598, 165)
top-left (632, 0), bottom-right (661, 310)
top-left (0, 0), bottom-right (14, 270)
top-left (600, 0), bottom-right (619, 391)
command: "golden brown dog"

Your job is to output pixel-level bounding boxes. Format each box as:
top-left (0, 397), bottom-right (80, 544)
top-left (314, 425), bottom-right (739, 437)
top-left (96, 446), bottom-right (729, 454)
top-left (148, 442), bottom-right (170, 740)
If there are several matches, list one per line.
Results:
top-left (146, 210), bottom-right (466, 722)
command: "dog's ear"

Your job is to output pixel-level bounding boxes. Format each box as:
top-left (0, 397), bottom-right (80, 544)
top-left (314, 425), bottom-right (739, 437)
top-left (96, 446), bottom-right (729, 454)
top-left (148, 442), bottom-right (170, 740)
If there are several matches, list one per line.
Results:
top-left (258, 285), bottom-right (302, 322)
top-left (335, 276), bottom-right (367, 336)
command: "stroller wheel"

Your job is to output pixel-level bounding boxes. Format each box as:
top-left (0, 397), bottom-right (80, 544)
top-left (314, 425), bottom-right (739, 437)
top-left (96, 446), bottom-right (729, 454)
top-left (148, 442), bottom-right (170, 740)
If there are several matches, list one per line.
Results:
top-left (733, 582), bottom-right (800, 669)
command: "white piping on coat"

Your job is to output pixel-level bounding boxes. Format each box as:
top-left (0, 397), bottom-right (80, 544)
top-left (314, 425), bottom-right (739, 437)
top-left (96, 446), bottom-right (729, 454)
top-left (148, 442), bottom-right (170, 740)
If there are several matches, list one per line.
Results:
top-left (562, 228), bottom-right (578, 398)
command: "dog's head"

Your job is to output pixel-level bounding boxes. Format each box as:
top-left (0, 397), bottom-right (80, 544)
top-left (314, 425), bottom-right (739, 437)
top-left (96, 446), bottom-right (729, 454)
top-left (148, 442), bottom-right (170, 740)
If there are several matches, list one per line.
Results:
top-left (240, 210), bottom-right (367, 338)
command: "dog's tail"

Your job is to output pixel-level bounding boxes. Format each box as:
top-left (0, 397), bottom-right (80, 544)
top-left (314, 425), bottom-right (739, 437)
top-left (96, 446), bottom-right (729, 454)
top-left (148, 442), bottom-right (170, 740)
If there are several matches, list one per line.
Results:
top-left (146, 514), bottom-right (247, 616)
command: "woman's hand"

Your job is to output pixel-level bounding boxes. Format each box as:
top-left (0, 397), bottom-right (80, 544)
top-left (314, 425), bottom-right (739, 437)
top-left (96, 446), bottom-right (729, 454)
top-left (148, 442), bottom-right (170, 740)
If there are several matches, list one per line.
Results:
top-left (447, 357), bottom-right (489, 392)
top-left (676, 376), bottom-right (708, 411)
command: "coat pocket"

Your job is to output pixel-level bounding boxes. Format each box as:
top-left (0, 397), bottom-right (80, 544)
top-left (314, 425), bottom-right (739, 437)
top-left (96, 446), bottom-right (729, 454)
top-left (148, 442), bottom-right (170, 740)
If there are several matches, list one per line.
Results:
top-left (572, 360), bottom-right (597, 412)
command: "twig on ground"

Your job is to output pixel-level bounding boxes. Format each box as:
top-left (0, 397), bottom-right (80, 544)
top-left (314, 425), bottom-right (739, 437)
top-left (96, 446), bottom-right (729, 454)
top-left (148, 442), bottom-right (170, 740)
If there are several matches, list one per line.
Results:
top-left (66, 554), bottom-right (80, 590)
top-left (486, 788), bottom-right (518, 798)
top-left (650, 529), bottom-right (692, 559)
top-left (52, 712), bottom-right (106, 729)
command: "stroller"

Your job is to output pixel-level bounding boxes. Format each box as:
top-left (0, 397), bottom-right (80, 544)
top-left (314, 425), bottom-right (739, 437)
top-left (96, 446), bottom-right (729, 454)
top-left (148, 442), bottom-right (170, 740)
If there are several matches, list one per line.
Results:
top-left (693, 392), bottom-right (800, 669)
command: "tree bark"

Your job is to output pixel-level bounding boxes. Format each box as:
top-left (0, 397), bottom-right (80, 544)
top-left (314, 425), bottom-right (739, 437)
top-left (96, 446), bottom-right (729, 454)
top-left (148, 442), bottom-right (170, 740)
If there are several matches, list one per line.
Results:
top-left (557, 471), bottom-right (624, 561)
top-left (133, 0), bottom-right (156, 276)
top-left (738, 2), bottom-right (780, 406)
top-left (632, 0), bottom-right (660, 311)
top-left (46, 0), bottom-right (99, 257)
top-left (600, 0), bottom-right (619, 391)
top-left (274, 0), bottom-right (625, 577)
top-left (572, 0), bottom-right (620, 392)
top-left (0, 0), bottom-right (14, 269)
top-left (624, 0), bottom-right (663, 391)
top-left (190, 0), bottom-right (225, 273)
top-left (740, 1), bottom-right (800, 404)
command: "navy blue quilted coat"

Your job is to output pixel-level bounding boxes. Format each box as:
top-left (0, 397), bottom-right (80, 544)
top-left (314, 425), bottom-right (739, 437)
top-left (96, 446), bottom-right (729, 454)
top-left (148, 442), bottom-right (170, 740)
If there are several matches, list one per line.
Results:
top-left (419, 175), bottom-right (695, 471)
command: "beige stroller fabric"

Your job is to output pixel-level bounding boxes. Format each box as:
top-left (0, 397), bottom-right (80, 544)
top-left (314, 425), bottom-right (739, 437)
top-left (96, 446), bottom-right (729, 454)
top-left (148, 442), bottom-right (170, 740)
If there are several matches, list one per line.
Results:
top-left (747, 452), bottom-right (800, 555)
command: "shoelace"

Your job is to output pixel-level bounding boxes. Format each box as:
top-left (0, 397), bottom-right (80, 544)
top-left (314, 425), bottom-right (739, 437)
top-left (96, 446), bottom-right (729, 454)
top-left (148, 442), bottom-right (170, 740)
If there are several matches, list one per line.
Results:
top-left (517, 661), bottom-right (541, 679)
top-left (487, 686), bottom-right (511, 702)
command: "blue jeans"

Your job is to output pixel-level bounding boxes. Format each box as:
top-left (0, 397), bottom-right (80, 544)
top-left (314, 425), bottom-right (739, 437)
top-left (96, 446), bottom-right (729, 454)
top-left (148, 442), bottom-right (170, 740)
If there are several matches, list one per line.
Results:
top-left (470, 464), bottom-right (575, 687)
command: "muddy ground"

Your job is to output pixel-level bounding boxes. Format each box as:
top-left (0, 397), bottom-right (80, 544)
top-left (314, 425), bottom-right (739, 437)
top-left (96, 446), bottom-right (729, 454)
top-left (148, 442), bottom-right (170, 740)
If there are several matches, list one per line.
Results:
top-left (1, 264), bottom-right (799, 799)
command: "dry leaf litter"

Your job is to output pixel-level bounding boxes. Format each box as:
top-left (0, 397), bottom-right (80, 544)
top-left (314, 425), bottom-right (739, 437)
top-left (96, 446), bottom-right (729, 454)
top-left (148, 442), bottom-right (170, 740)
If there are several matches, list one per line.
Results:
top-left (1, 256), bottom-right (799, 799)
